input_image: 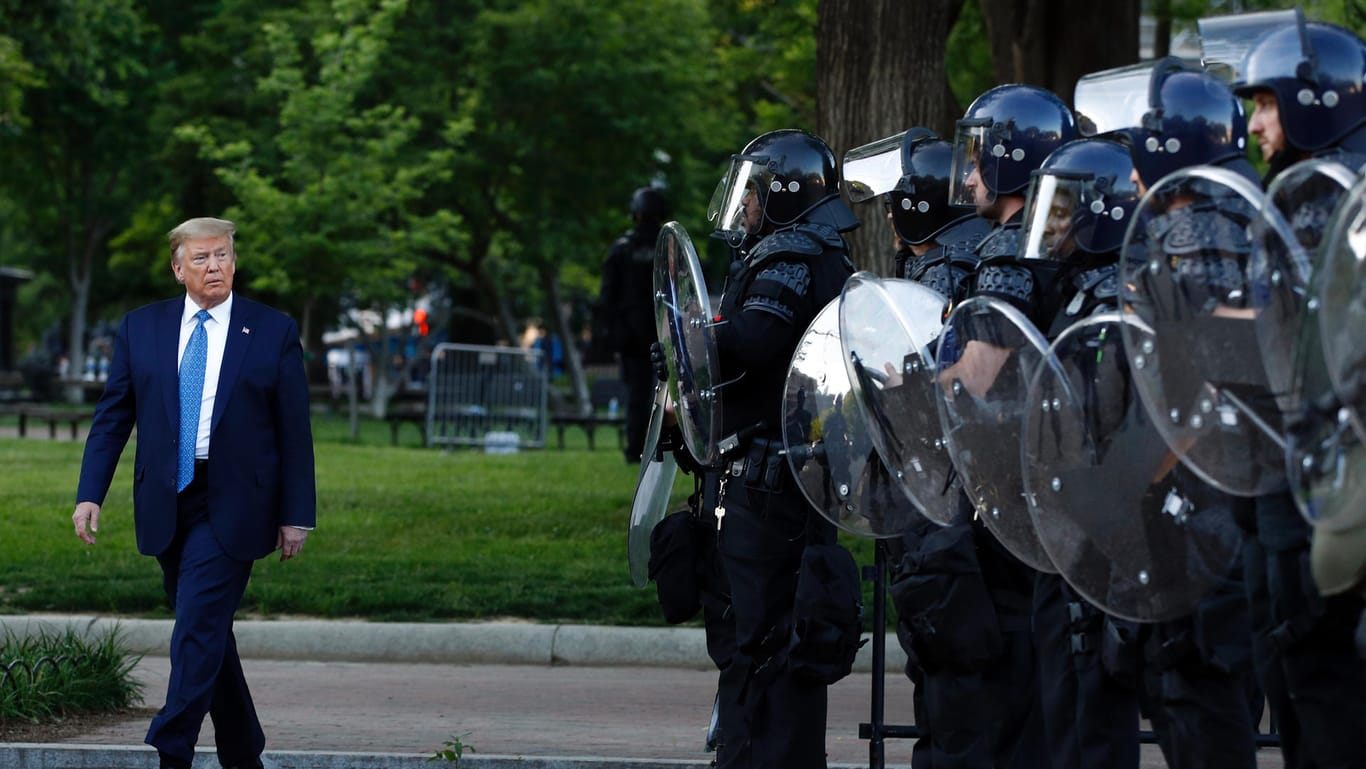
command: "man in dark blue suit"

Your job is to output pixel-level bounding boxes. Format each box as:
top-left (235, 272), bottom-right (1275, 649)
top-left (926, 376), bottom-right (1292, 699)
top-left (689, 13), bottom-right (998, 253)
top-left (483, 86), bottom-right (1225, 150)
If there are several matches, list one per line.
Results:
top-left (72, 216), bottom-right (316, 769)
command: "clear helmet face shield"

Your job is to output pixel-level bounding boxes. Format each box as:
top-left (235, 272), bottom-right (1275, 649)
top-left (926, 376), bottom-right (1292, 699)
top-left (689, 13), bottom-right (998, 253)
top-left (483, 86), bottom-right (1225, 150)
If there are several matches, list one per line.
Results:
top-left (842, 131), bottom-right (909, 203)
top-left (708, 155), bottom-right (776, 246)
top-left (1197, 8), bottom-right (1302, 82)
top-left (1074, 61), bottom-right (1159, 137)
top-left (948, 120), bottom-right (997, 209)
top-left (1020, 171), bottom-right (1130, 260)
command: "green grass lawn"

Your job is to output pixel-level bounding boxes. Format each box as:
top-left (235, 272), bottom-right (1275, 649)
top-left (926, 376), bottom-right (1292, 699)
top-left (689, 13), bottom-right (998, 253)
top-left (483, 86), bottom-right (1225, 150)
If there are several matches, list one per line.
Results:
top-left (0, 413), bottom-right (876, 625)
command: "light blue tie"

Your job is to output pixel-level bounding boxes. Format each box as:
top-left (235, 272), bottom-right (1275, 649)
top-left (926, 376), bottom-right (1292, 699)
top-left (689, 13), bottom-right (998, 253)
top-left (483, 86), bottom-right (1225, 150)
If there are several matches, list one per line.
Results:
top-left (177, 309), bottom-right (211, 492)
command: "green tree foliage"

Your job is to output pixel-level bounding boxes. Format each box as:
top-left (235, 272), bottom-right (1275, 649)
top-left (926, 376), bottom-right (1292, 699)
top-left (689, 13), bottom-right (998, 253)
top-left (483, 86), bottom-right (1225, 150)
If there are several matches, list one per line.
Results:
top-left (0, 33), bottom-right (39, 131)
top-left (176, 0), bottom-right (459, 344)
top-left (0, 0), bottom-right (160, 389)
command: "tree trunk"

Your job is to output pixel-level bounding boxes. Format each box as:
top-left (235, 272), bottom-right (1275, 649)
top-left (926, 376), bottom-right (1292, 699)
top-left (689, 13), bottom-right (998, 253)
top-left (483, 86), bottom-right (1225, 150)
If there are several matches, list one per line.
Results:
top-left (817, 0), bottom-right (966, 275)
top-left (540, 266), bottom-right (590, 413)
top-left (977, 0), bottom-right (1140, 108)
top-left (64, 222), bottom-right (103, 404)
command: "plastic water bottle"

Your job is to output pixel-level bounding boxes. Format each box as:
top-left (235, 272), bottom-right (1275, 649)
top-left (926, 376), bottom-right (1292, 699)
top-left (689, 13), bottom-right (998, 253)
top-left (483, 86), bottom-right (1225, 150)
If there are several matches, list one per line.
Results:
top-left (608, 397), bottom-right (619, 419)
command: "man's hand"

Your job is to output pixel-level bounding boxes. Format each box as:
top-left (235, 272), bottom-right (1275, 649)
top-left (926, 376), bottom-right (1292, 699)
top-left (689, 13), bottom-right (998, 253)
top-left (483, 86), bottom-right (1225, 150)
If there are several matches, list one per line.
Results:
top-left (938, 340), bottom-right (1012, 400)
top-left (73, 501), bottom-right (101, 546)
top-left (277, 526), bottom-right (309, 562)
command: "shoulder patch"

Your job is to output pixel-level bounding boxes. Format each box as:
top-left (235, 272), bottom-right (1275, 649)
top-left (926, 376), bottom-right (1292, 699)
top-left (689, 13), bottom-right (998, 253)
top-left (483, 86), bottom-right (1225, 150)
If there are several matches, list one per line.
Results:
top-left (742, 261), bottom-right (812, 324)
top-left (976, 225), bottom-right (1022, 262)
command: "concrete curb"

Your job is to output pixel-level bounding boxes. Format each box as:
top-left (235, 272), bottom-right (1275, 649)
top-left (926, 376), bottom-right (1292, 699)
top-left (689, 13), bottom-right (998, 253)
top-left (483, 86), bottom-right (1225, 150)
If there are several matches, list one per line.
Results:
top-left (0, 615), bottom-right (906, 673)
top-left (0, 746), bottom-right (884, 769)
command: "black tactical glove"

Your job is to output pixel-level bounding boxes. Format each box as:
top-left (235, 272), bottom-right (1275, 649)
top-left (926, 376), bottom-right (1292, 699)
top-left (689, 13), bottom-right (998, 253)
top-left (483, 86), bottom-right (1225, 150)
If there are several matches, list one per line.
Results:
top-left (650, 341), bottom-right (669, 382)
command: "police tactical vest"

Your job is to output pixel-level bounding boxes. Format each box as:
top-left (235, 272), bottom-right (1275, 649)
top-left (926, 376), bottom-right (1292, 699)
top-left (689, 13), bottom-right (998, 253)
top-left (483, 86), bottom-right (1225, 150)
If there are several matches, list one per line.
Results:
top-left (717, 224), bottom-right (854, 439)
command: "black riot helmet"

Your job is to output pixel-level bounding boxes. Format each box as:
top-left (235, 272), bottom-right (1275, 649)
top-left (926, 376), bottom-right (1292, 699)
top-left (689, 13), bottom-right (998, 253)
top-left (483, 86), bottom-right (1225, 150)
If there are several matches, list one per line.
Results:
top-left (891, 139), bottom-right (978, 245)
top-left (842, 128), bottom-right (973, 245)
top-left (1232, 16), bottom-right (1366, 153)
top-left (630, 186), bottom-right (671, 224)
top-left (709, 129), bottom-right (859, 247)
top-left (1076, 58), bottom-right (1250, 189)
top-left (1019, 139), bottom-right (1140, 260)
top-left (949, 84), bottom-right (1077, 206)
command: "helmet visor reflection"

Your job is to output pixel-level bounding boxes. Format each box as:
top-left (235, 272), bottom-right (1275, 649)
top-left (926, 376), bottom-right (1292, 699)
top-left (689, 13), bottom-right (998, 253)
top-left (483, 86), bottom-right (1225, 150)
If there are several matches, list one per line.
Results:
top-left (949, 122), bottom-right (993, 208)
top-left (709, 157), bottom-right (769, 239)
top-left (1021, 172), bottom-right (1093, 260)
top-left (842, 131), bottom-right (907, 203)
top-left (1075, 62), bottom-right (1159, 136)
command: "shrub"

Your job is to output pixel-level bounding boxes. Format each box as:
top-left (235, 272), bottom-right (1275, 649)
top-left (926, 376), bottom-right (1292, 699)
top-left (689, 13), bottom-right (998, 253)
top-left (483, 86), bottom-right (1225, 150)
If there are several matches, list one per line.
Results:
top-left (0, 623), bottom-right (144, 727)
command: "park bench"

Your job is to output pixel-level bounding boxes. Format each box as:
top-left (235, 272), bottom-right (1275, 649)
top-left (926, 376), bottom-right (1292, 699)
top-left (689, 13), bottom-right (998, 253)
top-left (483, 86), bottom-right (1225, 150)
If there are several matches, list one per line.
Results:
top-left (384, 390), bottom-right (429, 446)
top-left (549, 379), bottom-right (628, 451)
top-left (0, 403), bottom-right (95, 440)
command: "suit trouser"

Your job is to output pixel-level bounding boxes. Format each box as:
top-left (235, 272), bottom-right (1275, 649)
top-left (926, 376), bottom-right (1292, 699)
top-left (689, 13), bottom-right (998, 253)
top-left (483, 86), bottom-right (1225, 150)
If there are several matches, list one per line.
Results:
top-left (146, 470), bottom-right (263, 765)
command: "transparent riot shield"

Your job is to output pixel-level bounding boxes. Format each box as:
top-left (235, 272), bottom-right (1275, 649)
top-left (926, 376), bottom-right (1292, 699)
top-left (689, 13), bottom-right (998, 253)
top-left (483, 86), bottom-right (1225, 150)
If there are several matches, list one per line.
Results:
top-left (1248, 159), bottom-right (1361, 524)
top-left (654, 221), bottom-right (723, 467)
top-left (839, 273), bottom-right (960, 526)
top-left (1119, 166), bottom-right (1286, 497)
top-left (936, 296), bottom-right (1057, 573)
top-left (627, 384), bottom-right (680, 588)
top-left (1318, 175), bottom-right (1366, 443)
top-left (1023, 313), bottom-right (1244, 621)
top-left (785, 297), bottom-right (921, 538)
top-left (1287, 172), bottom-right (1366, 530)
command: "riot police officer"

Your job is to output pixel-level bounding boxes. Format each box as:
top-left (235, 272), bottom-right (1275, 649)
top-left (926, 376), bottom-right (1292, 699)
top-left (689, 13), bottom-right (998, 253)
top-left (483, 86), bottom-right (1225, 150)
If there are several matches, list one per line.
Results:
top-left (933, 83), bottom-right (1079, 769)
top-left (1084, 58), bottom-right (1268, 769)
top-left (600, 185), bottom-right (671, 462)
top-left (1233, 16), bottom-right (1366, 180)
top-left (1216, 14), bottom-right (1366, 769)
top-left (1014, 137), bottom-right (1147, 769)
top-left (702, 128), bottom-right (859, 769)
top-left (843, 126), bottom-right (1002, 768)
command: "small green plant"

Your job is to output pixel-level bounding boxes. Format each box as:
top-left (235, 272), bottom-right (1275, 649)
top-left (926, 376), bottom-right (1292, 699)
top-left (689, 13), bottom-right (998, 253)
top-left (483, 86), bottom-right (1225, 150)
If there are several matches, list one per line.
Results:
top-left (429, 731), bottom-right (476, 764)
top-left (0, 621), bottom-right (144, 729)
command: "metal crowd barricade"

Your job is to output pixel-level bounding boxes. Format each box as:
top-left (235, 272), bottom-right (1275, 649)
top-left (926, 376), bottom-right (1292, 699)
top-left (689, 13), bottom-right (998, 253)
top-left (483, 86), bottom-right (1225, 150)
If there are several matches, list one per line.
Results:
top-left (426, 343), bottom-right (548, 449)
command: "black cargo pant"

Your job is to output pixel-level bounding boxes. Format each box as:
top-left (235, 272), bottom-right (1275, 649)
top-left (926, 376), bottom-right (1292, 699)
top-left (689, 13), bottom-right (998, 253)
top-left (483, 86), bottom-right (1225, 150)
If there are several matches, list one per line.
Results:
top-left (1242, 490), bottom-right (1366, 769)
top-left (1137, 569), bottom-right (1259, 769)
top-left (706, 465), bottom-right (836, 769)
top-left (890, 510), bottom-right (1049, 769)
top-left (1033, 572), bottom-right (1140, 769)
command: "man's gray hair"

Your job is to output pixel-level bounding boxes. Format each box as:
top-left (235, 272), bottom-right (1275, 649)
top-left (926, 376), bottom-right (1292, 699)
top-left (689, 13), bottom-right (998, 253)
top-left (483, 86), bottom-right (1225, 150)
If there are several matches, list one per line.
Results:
top-left (168, 217), bottom-right (236, 262)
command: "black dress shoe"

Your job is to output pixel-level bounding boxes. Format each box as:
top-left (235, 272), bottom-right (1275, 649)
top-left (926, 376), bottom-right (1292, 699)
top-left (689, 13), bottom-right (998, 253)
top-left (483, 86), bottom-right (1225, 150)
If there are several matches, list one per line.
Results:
top-left (158, 751), bottom-right (192, 769)
top-left (220, 758), bottom-right (264, 769)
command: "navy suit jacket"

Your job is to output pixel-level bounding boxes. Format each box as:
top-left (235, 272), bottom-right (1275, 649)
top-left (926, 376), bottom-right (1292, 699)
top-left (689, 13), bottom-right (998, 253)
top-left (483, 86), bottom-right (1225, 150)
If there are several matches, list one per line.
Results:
top-left (76, 294), bottom-right (316, 562)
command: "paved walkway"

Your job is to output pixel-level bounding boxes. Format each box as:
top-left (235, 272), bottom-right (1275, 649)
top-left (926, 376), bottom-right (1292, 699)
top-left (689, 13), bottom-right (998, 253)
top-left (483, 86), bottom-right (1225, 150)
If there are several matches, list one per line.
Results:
top-left (0, 617), bottom-right (1285, 769)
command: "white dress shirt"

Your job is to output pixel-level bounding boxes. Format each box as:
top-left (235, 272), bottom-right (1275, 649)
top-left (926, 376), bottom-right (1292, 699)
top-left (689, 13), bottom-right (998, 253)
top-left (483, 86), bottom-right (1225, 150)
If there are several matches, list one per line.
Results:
top-left (177, 292), bottom-right (232, 460)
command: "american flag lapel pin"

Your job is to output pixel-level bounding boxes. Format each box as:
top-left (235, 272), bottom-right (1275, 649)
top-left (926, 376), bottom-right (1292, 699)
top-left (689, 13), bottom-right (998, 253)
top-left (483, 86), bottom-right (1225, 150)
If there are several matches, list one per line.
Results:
top-left (242, 327), bottom-right (251, 335)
